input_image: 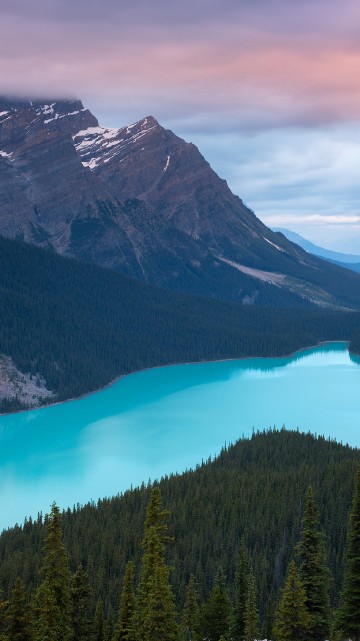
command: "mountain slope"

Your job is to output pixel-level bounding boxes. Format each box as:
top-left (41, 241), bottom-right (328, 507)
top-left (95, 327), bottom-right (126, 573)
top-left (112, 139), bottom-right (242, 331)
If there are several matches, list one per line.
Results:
top-left (2, 98), bottom-right (360, 309)
top-left (3, 236), bottom-right (360, 412)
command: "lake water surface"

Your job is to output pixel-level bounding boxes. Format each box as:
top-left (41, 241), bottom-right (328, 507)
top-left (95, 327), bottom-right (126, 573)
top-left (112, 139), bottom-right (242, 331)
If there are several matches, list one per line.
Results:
top-left (0, 341), bottom-right (359, 530)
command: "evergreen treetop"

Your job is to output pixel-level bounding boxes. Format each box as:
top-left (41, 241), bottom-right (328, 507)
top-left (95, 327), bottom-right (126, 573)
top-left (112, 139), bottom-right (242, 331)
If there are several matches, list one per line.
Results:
top-left (273, 560), bottom-right (311, 641)
top-left (336, 465), bottom-right (360, 641)
top-left (296, 487), bottom-right (330, 641)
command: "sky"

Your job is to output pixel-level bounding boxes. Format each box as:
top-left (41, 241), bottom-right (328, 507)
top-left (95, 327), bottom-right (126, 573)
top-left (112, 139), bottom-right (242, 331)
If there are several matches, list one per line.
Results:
top-left (2, 0), bottom-right (360, 252)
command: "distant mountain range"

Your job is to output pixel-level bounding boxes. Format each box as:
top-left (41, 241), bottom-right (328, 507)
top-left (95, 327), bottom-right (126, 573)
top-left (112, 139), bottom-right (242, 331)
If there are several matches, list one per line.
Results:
top-left (2, 97), bottom-right (360, 309)
top-left (274, 228), bottom-right (360, 273)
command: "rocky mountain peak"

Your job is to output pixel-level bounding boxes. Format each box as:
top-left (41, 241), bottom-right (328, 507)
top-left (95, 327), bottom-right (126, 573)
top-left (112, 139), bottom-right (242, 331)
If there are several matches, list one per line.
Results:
top-left (1, 97), bottom-right (360, 310)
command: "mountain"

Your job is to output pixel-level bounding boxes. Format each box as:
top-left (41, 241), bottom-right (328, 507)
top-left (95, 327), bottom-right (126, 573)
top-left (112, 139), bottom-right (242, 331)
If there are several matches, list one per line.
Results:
top-left (274, 227), bottom-right (360, 273)
top-left (331, 260), bottom-right (360, 273)
top-left (2, 97), bottom-right (360, 309)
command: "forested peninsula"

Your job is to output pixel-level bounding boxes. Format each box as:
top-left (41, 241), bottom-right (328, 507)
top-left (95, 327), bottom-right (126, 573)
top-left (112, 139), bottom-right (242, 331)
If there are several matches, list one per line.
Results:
top-left (2, 236), bottom-right (360, 414)
top-left (0, 430), bottom-right (359, 640)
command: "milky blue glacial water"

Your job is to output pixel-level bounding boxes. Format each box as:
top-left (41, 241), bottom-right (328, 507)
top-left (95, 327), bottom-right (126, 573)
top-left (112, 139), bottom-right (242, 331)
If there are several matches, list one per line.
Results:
top-left (0, 341), bottom-right (359, 530)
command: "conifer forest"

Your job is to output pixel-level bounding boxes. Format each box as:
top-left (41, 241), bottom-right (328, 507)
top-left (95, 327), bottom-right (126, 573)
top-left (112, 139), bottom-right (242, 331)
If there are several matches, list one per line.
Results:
top-left (0, 430), bottom-right (359, 641)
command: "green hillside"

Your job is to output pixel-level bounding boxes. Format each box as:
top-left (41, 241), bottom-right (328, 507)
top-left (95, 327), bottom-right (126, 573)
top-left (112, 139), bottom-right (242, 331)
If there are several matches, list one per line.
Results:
top-left (0, 429), bottom-right (358, 638)
top-left (2, 236), bottom-right (360, 412)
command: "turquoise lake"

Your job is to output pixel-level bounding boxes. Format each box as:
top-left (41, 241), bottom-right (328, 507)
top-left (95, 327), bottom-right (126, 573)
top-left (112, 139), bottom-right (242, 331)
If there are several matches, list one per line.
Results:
top-left (0, 341), bottom-right (359, 530)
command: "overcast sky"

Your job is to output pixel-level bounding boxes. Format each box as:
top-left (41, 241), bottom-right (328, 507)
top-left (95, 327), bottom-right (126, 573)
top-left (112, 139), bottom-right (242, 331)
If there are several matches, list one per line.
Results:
top-left (2, 0), bottom-right (360, 251)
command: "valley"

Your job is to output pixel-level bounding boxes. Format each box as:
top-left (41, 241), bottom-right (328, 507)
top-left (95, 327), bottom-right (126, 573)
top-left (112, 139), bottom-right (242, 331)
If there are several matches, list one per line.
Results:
top-left (1, 98), bottom-right (360, 641)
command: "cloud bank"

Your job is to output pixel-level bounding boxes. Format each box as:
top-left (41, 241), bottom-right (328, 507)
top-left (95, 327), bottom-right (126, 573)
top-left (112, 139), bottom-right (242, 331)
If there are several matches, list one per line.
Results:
top-left (2, 0), bottom-right (360, 250)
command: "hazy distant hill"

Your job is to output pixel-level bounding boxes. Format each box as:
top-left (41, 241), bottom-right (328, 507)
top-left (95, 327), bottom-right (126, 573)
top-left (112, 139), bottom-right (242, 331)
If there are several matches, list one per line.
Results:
top-left (274, 227), bottom-right (360, 273)
top-left (2, 98), bottom-right (360, 308)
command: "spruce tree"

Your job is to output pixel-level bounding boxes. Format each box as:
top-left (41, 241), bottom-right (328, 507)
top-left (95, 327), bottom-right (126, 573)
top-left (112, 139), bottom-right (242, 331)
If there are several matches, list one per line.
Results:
top-left (201, 567), bottom-right (231, 641)
top-left (5, 578), bottom-right (33, 641)
top-left (181, 575), bottom-right (201, 641)
top-left (273, 560), bottom-right (310, 641)
top-left (244, 570), bottom-right (258, 641)
top-left (263, 593), bottom-right (275, 641)
top-left (70, 566), bottom-right (92, 641)
top-left (0, 592), bottom-right (8, 641)
top-left (94, 599), bottom-right (105, 641)
top-left (113, 561), bottom-right (135, 641)
top-left (35, 581), bottom-right (63, 641)
top-left (132, 487), bottom-right (178, 641)
top-left (296, 487), bottom-right (330, 641)
top-left (231, 542), bottom-right (249, 641)
top-left (34, 503), bottom-right (72, 641)
top-left (104, 604), bottom-right (114, 641)
top-left (336, 465), bottom-right (360, 641)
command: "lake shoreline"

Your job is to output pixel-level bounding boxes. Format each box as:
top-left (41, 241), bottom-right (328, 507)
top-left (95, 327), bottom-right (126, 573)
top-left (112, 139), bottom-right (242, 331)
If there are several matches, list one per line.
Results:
top-left (1, 339), bottom-right (352, 417)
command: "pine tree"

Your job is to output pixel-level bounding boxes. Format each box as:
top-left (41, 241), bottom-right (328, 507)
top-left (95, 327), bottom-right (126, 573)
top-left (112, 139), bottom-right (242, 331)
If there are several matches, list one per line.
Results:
top-left (132, 487), bottom-right (178, 641)
top-left (181, 575), bottom-right (200, 641)
top-left (35, 581), bottom-right (63, 641)
top-left (201, 567), bottom-right (231, 641)
top-left (263, 593), bottom-right (275, 641)
top-left (34, 503), bottom-right (72, 641)
top-left (113, 561), bottom-right (135, 641)
top-left (244, 570), bottom-right (257, 641)
top-left (70, 566), bottom-right (92, 641)
top-left (0, 592), bottom-right (8, 641)
top-left (336, 465), bottom-right (360, 641)
top-left (94, 599), bottom-right (105, 641)
top-left (231, 542), bottom-right (249, 641)
top-left (273, 560), bottom-right (310, 641)
top-left (296, 487), bottom-right (330, 641)
top-left (5, 578), bottom-right (33, 641)
top-left (104, 604), bottom-right (114, 641)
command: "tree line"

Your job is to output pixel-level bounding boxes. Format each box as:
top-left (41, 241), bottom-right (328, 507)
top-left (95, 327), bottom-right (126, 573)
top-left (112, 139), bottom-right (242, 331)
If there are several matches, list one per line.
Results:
top-left (0, 430), bottom-right (359, 632)
top-left (0, 466), bottom-right (359, 641)
top-left (3, 236), bottom-right (360, 412)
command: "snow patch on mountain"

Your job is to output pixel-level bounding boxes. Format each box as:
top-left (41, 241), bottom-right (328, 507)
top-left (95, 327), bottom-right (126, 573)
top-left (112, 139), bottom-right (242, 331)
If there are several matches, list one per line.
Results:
top-left (44, 109), bottom-right (86, 124)
top-left (36, 103), bottom-right (56, 116)
top-left (263, 237), bottom-right (285, 252)
top-left (73, 118), bottom-right (158, 170)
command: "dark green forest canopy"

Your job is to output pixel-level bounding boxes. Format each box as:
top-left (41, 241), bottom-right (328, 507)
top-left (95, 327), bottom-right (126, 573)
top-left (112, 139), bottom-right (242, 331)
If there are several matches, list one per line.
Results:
top-left (1, 236), bottom-right (360, 411)
top-left (0, 430), bottom-right (359, 624)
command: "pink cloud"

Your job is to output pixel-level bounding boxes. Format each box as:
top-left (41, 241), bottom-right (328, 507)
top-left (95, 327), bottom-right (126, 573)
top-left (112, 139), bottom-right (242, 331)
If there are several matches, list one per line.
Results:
top-left (2, 0), bottom-right (360, 131)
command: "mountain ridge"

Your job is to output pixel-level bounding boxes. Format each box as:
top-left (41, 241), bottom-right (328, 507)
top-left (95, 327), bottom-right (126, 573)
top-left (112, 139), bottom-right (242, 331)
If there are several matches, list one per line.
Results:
top-left (273, 227), bottom-right (360, 263)
top-left (2, 97), bottom-right (360, 309)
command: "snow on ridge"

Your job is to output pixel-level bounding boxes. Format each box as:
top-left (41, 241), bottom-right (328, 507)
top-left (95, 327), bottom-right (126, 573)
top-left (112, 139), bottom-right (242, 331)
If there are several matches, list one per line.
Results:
top-left (118, 116), bottom-right (157, 137)
top-left (0, 111), bottom-right (9, 117)
top-left (36, 103), bottom-right (56, 116)
top-left (43, 109), bottom-right (86, 124)
top-left (73, 122), bottom-right (158, 170)
top-left (0, 150), bottom-right (13, 159)
top-left (264, 237), bottom-right (286, 252)
top-left (163, 155), bottom-right (170, 172)
top-left (74, 126), bottom-right (119, 141)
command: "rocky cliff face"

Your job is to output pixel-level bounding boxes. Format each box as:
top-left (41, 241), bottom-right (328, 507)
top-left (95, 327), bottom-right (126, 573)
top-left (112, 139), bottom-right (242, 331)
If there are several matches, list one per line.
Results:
top-left (1, 97), bottom-right (360, 309)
